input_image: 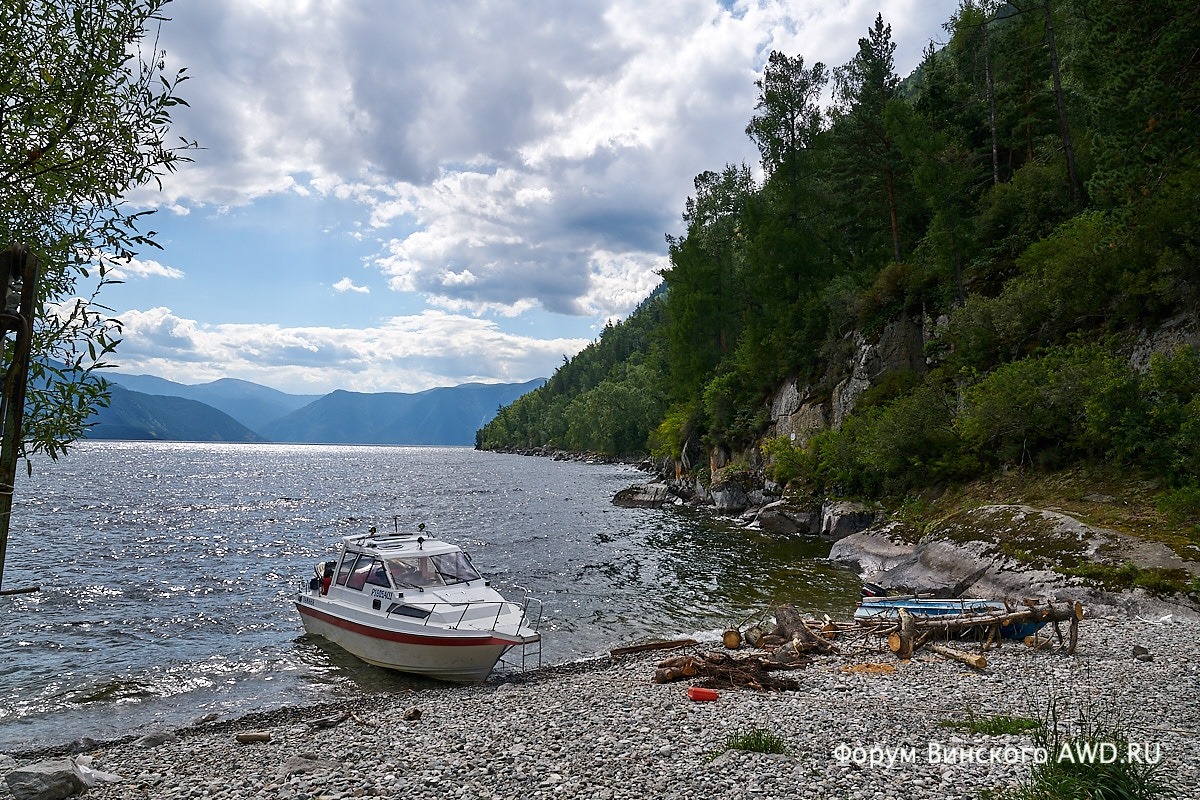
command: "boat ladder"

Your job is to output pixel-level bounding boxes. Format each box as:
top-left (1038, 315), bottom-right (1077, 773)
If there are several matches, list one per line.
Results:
top-left (500, 596), bottom-right (544, 673)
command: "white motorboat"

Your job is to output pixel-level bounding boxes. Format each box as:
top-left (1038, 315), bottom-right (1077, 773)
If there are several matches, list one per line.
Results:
top-left (295, 524), bottom-right (541, 683)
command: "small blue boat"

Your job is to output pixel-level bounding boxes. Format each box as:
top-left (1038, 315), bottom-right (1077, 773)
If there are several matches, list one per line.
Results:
top-left (853, 596), bottom-right (1046, 640)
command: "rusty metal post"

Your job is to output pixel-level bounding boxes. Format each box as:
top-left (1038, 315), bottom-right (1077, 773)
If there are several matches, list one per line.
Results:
top-left (0, 244), bottom-right (38, 591)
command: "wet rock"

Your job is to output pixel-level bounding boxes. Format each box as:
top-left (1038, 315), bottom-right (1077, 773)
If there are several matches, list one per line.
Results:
top-left (4, 759), bottom-right (87, 800)
top-left (755, 500), bottom-right (817, 536)
top-left (612, 483), bottom-right (670, 508)
top-left (133, 732), bottom-right (178, 749)
top-left (63, 739), bottom-right (97, 756)
top-left (710, 481), bottom-right (749, 513)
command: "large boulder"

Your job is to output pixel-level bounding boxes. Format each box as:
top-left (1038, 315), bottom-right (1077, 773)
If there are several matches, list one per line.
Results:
top-left (831, 505), bottom-right (1200, 617)
top-left (755, 500), bottom-right (818, 536)
top-left (709, 480), bottom-right (749, 513)
top-left (612, 483), bottom-right (671, 508)
top-left (828, 522), bottom-right (917, 575)
top-left (5, 759), bottom-right (87, 800)
top-left (819, 500), bottom-right (880, 541)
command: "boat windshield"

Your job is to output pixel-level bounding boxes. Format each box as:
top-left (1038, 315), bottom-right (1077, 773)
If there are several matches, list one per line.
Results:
top-left (431, 551), bottom-right (482, 584)
top-left (385, 552), bottom-right (481, 588)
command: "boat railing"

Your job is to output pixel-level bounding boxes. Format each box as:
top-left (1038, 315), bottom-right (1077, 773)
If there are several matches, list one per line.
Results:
top-left (388, 598), bottom-right (539, 637)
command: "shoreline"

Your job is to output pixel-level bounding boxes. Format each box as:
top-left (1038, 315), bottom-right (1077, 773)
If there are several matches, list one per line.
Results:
top-left (6, 615), bottom-right (1197, 800)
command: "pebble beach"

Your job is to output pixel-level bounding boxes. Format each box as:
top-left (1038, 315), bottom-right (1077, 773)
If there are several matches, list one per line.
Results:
top-left (4, 614), bottom-right (1197, 800)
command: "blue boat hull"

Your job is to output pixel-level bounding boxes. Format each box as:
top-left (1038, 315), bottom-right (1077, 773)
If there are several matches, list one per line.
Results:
top-left (854, 597), bottom-right (1046, 640)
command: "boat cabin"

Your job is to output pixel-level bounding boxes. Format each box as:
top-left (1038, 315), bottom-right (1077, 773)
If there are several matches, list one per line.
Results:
top-left (315, 532), bottom-right (485, 600)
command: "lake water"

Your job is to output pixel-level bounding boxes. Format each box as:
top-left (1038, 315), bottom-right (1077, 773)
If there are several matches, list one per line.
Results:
top-left (0, 442), bottom-right (859, 753)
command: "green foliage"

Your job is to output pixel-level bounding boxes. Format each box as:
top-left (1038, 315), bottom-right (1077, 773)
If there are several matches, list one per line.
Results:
top-left (0, 0), bottom-right (197, 460)
top-left (1157, 485), bottom-right (1200, 530)
top-left (480, 2), bottom-right (1200, 509)
top-left (940, 712), bottom-right (1042, 737)
top-left (723, 727), bottom-right (789, 755)
top-left (477, 294), bottom-right (668, 455)
top-left (955, 344), bottom-right (1118, 468)
top-left (760, 435), bottom-right (808, 486)
top-left (1004, 697), bottom-right (1168, 800)
top-left (649, 402), bottom-right (699, 462)
top-left (1060, 558), bottom-right (1191, 595)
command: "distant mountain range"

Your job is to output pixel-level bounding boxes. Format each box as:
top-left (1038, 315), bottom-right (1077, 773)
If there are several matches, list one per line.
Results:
top-left (84, 374), bottom-right (545, 446)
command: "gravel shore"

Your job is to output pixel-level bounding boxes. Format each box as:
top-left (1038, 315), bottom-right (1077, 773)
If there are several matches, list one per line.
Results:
top-left (5, 614), bottom-right (1197, 800)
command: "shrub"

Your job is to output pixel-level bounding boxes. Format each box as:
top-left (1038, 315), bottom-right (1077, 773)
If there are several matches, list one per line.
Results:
top-left (760, 435), bottom-right (808, 486)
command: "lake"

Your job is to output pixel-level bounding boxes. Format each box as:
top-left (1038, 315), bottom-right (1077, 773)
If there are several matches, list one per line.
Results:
top-left (0, 441), bottom-right (859, 752)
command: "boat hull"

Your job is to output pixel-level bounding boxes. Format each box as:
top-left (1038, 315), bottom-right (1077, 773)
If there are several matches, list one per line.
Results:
top-left (854, 597), bottom-right (1046, 640)
top-left (296, 601), bottom-right (525, 683)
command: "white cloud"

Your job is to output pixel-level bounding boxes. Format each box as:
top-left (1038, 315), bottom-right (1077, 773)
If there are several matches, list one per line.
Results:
top-left (333, 277), bottom-right (369, 294)
top-left (113, 307), bottom-right (589, 394)
top-left (150, 0), bottom-right (958, 323)
top-left (109, 1), bottom-right (959, 392)
top-left (107, 257), bottom-right (185, 281)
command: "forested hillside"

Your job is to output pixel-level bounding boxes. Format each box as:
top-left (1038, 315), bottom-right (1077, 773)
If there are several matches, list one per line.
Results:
top-left (478, 1), bottom-right (1199, 515)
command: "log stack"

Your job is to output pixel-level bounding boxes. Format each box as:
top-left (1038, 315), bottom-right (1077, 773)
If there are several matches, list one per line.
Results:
top-left (637, 598), bottom-right (1085, 688)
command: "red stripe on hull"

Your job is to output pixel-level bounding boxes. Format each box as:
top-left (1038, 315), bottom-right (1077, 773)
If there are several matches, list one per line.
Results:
top-left (296, 602), bottom-right (523, 648)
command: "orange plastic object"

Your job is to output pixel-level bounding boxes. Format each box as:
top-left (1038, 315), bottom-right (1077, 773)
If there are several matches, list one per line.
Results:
top-left (687, 686), bottom-right (719, 701)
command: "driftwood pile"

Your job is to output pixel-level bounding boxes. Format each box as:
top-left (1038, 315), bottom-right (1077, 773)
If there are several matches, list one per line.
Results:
top-left (644, 605), bottom-right (847, 689)
top-left (652, 651), bottom-right (807, 691)
top-left (867, 599), bottom-right (1085, 670)
top-left (631, 597), bottom-right (1085, 690)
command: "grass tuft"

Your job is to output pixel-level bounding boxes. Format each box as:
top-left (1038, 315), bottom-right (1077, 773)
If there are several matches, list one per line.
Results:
top-left (940, 712), bottom-right (1042, 736)
top-left (724, 727), bottom-right (789, 755)
top-left (1002, 696), bottom-right (1168, 800)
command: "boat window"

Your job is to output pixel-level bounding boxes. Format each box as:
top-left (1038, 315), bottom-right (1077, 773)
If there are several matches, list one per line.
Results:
top-left (385, 556), bottom-right (441, 588)
top-left (431, 551), bottom-right (481, 585)
top-left (346, 554), bottom-right (375, 591)
top-left (334, 553), bottom-right (356, 587)
top-left (365, 559), bottom-right (391, 588)
top-left (386, 603), bottom-right (431, 619)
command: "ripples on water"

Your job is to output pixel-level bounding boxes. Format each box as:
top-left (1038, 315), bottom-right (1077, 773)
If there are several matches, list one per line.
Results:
top-left (0, 442), bottom-right (859, 752)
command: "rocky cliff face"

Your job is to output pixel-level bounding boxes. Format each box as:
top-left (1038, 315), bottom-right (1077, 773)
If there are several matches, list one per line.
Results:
top-left (768, 313), bottom-right (928, 445)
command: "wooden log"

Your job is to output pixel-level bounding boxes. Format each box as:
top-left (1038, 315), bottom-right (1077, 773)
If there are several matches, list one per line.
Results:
top-left (772, 605), bottom-right (808, 639)
top-left (983, 624), bottom-right (999, 651)
top-left (722, 628), bottom-right (742, 649)
top-left (930, 642), bottom-right (988, 670)
top-left (795, 618), bottom-right (837, 654)
top-left (876, 602), bottom-right (1084, 636)
top-left (889, 609), bottom-right (915, 659)
top-left (610, 638), bottom-right (698, 657)
top-left (1024, 633), bottom-right (1054, 650)
top-left (235, 732), bottom-right (272, 744)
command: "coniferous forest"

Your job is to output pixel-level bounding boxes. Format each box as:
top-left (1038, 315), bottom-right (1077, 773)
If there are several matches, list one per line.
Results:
top-left (477, 1), bottom-right (1200, 514)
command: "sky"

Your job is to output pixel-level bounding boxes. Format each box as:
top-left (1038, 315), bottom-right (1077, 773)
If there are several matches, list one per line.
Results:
top-left (107, 0), bottom-right (961, 396)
